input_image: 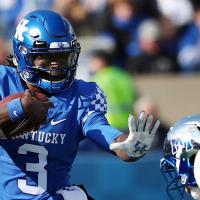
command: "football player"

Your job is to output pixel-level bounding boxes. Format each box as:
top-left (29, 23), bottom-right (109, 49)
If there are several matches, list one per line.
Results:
top-left (161, 114), bottom-right (200, 200)
top-left (0, 10), bottom-right (160, 199)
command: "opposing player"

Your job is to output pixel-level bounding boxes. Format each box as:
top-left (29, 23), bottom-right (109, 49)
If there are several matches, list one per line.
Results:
top-left (161, 114), bottom-right (200, 200)
top-left (0, 10), bottom-right (160, 199)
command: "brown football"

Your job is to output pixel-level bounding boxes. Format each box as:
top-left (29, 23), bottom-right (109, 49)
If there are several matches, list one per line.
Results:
top-left (0, 92), bottom-right (48, 107)
top-left (0, 92), bottom-right (48, 138)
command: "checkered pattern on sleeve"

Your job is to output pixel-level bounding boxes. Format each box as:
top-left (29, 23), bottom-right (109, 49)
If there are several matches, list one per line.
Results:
top-left (89, 87), bottom-right (107, 113)
top-left (82, 86), bottom-right (107, 123)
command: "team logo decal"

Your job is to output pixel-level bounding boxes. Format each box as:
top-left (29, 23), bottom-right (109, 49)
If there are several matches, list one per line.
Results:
top-left (169, 125), bottom-right (200, 155)
top-left (15, 18), bottom-right (29, 42)
top-left (170, 138), bottom-right (193, 155)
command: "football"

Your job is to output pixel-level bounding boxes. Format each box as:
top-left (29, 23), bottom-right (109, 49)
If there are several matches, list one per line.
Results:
top-left (0, 91), bottom-right (48, 138)
top-left (0, 92), bottom-right (48, 107)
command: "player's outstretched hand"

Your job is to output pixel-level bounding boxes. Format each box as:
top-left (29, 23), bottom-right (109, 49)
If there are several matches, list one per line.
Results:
top-left (21, 89), bottom-right (53, 131)
top-left (109, 111), bottom-right (160, 158)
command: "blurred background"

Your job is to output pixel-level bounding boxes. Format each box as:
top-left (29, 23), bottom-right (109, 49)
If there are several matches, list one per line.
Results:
top-left (1, 0), bottom-right (200, 199)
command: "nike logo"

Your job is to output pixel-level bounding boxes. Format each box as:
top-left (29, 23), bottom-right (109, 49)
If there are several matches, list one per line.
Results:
top-left (13, 111), bottom-right (19, 118)
top-left (35, 40), bottom-right (45, 45)
top-left (51, 118), bottom-right (66, 125)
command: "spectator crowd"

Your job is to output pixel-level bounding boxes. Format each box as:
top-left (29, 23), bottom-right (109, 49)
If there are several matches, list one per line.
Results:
top-left (1, 0), bottom-right (200, 74)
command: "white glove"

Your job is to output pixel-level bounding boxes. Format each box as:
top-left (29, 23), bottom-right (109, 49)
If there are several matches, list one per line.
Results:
top-left (109, 111), bottom-right (160, 158)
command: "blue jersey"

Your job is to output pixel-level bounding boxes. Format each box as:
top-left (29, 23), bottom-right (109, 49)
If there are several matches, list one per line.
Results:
top-left (0, 65), bottom-right (122, 200)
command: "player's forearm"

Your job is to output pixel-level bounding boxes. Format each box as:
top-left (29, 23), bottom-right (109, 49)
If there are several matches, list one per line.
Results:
top-left (0, 105), bottom-right (12, 127)
top-left (111, 133), bottom-right (140, 162)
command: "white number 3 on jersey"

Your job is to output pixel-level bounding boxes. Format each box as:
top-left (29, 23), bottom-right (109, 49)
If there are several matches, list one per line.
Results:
top-left (18, 144), bottom-right (48, 195)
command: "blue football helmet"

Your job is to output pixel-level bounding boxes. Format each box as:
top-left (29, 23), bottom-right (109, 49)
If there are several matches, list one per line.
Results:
top-left (161, 114), bottom-right (200, 200)
top-left (13, 10), bottom-right (81, 94)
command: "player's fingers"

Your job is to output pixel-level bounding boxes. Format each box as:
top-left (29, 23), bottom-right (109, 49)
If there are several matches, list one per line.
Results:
top-left (146, 134), bottom-right (154, 147)
top-left (24, 89), bottom-right (32, 97)
top-left (39, 113), bottom-right (48, 124)
top-left (32, 126), bottom-right (39, 131)
top-left (128, 114), bottom-right (136, 134)
top-left (137, 111), bottom-right (145, 132)
top-left (150, 120), bottom-right (160, 135)
top-left (31, 118), bottom-right (44, 130)
top-left (144, 114), bottom-right (154, 133)
top-left (109, 142), bottom-right (126, 151)
top-left (42, 101), bottom-right (54, 108)
top-left (41, 118), bottom-right (48, 125)
top-left (24, 90), bottom-right (40, 102)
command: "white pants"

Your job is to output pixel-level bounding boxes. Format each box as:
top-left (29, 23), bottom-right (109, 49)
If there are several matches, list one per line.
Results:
top-left (56, 185), bottom-right (88, 200)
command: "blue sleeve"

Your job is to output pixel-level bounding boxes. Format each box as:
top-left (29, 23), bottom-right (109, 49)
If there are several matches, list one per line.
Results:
top-left (82, 112), bottom-right (123, 151)
top-left (0, 66), bottom-right (22, 99)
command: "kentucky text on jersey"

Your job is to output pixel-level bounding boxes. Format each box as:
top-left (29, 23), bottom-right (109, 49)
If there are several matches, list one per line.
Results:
top-left (12, 131), bottom-right (66, 144)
